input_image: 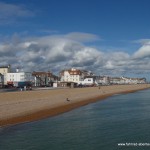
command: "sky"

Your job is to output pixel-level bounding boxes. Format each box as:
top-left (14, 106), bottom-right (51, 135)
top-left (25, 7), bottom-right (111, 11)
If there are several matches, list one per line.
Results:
top-left (0, 0), bottom-right (150, 80)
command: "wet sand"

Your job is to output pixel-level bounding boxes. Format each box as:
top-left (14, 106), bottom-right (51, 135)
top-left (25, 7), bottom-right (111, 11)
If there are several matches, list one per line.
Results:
top-left (0, 84), bottom-right (150, 127)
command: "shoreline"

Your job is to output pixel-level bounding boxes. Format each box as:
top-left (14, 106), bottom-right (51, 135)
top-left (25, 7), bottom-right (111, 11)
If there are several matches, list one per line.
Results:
top-left (0, 84), bottom-right (150, 127)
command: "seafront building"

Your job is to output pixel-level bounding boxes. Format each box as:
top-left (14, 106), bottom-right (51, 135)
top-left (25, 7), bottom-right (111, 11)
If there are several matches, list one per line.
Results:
top-left (6, 69), bottom-right (33, 87)
top-left (60, 68), bottom-right (84, 83)
top-left (32, 71), bottom-right (58, 87)
top-left (109, 77), bottom-right (146, 84)
top-left (92, 76), bottom-right (146, 85)
top-left (81, 75), bottom-right (102, 86)
top-left (0, 65), bottom-right (11, 86)
top-left (97, 76), bottom-right (110, 85)
top-left (0, 65), bottom-right (147, 88)
top-left (59, 68), bottom-right (95, 85)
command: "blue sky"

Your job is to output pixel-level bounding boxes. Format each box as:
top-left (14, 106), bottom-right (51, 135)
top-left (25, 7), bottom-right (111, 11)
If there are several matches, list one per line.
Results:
top-left (0, 0), bottom-right (150, 80)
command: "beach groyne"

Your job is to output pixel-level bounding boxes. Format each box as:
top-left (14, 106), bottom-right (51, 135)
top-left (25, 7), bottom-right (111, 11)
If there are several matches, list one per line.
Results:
top-left (0, 84), bottom-right (150, 127)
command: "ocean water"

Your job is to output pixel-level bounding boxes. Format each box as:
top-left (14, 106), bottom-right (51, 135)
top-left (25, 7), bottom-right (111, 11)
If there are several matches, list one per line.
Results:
top-left (0, 89), bottom-right (150, 150)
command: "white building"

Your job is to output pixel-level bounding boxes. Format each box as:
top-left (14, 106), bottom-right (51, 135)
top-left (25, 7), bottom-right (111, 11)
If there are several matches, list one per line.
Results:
top-left (60, 68), bottom-right (94, 84)
top-left (0, 65), bottom-right (11, 85)
top-left (98, 76), bottom-right (110, 85)
top-left (82, 77), bottom-right (94, 85)
top-left (80, 76), bottom-right (98, 86)
top-left (6, 70), bottom-right (32, 87)
top-left (60, 68), bottom-right (83, 84)
top-left (109, 77), bottom-right (146, 85)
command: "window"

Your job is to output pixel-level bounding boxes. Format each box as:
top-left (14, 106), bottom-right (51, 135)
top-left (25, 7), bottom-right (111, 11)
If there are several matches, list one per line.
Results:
top-left (20, 75), bottom-right (24, 77)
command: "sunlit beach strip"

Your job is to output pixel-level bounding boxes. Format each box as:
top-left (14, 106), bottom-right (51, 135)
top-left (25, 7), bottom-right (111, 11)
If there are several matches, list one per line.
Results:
top-left (0, 84), bottom-right (150, 127)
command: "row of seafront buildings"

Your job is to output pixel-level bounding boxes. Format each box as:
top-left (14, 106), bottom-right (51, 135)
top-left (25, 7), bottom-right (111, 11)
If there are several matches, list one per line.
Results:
top-left (0, 65), bottom-right (147, 88)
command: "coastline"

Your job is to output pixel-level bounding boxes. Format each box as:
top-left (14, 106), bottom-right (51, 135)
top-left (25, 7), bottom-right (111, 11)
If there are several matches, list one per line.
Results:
top-left (0, 84), bottom-right (150, 127)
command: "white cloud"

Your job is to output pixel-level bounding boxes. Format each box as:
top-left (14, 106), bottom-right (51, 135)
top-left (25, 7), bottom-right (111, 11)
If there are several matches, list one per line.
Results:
top-left (132, 39), bottom-right (150, 45)
top-left (0, 2), bottom-right (34, 24)
top-left (0, 32), bottom-right (150, 78)
top-left (65, 32), bottom-right (100, 43)
top-left (133, 41), bottom-right (150, 59)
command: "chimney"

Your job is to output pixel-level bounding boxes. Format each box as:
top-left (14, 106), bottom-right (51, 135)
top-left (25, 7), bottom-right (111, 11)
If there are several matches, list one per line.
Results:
top-left (16, 68), bottom-right (19, 73)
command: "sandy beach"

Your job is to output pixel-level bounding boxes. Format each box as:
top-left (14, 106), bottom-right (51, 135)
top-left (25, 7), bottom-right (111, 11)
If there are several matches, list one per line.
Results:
top-left (0, 84), bottom-right (150, 127)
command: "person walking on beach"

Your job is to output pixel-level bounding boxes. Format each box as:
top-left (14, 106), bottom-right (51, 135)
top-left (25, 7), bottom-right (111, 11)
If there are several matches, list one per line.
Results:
top-left (66, 98), bottom-right (70, 101)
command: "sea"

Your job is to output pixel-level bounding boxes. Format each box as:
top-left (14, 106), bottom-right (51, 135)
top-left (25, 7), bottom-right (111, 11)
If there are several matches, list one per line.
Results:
top-left (0, 89), bottom-right (150, 150)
